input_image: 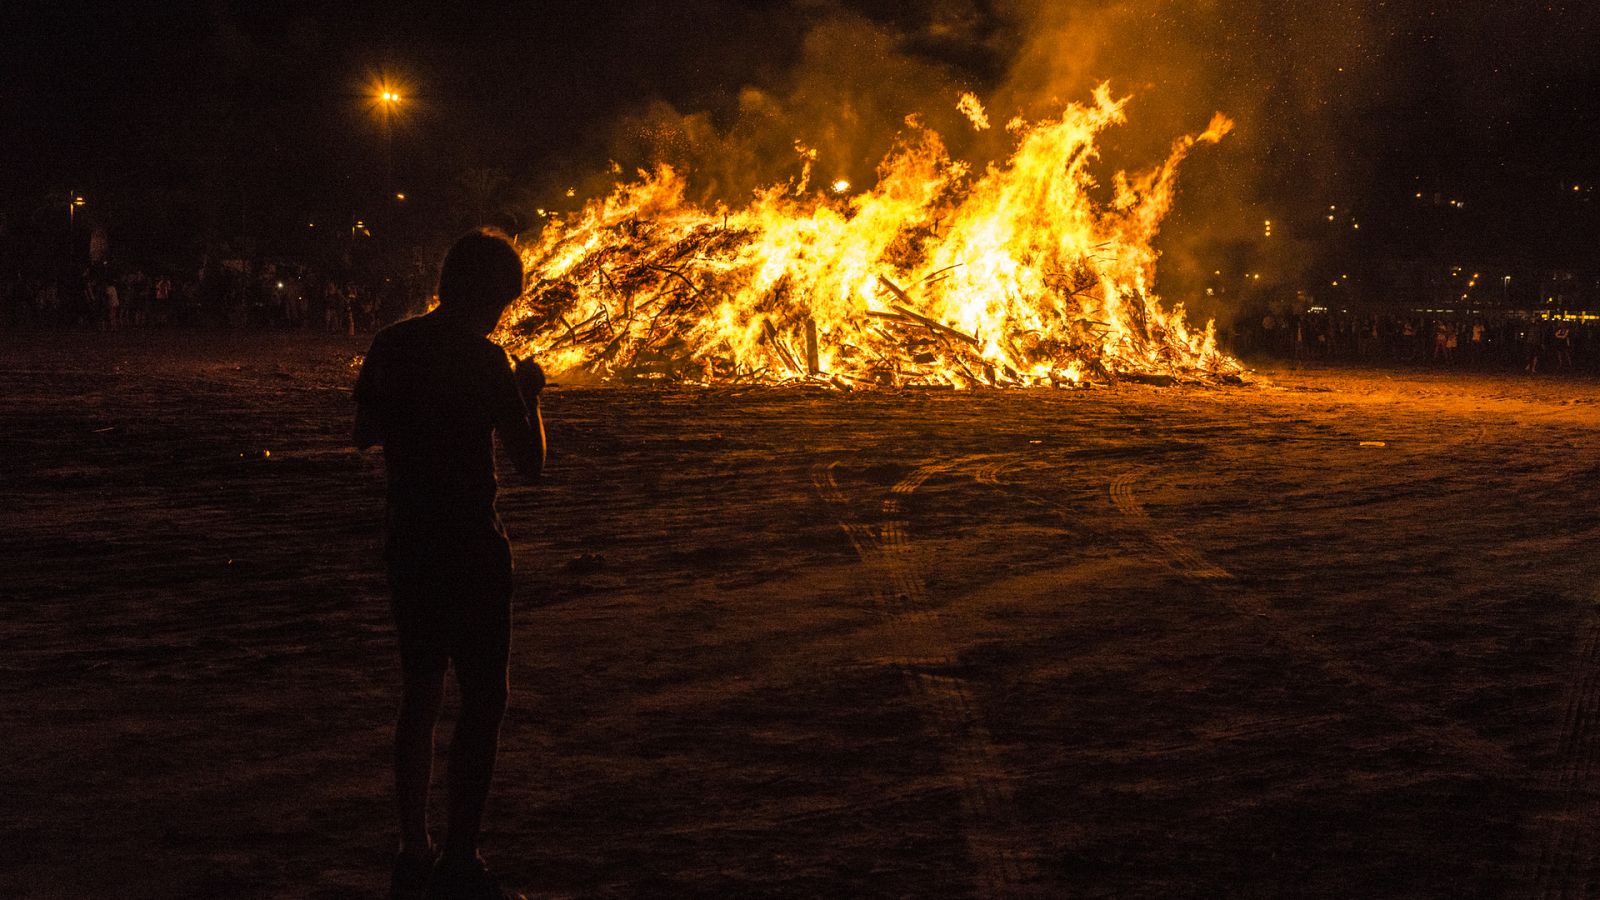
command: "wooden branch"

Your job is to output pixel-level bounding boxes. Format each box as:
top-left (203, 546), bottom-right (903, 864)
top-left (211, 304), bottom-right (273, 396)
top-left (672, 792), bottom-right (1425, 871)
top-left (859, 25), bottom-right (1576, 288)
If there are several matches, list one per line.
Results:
top-left (877, 274), bottom-right (913, 306)
top-left (891, 304), bottom-right (979, 346)
top-left (645, 264), bottom-right (703, 298)
top-left (916, 263), bottom-right (964, 285)
top-left (761, 320), bottom-right (802, 373)
top-left (876, 274), bottom-right (979, 345)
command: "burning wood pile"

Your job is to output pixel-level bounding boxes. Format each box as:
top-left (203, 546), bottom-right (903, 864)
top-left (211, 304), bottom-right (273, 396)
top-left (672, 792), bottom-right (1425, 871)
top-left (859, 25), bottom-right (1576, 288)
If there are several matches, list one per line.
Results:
top-left (499, 87), bottom-right (1243, 388)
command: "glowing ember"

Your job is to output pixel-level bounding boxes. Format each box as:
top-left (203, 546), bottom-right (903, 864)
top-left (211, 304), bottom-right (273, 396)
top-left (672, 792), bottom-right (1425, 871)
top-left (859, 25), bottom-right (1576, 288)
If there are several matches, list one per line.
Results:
top-left (499, 86), bottom-right (1241, 388)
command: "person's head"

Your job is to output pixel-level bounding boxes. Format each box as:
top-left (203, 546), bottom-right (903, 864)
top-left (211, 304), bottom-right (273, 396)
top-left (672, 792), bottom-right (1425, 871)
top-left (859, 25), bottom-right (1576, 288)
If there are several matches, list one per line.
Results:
top-left (436, 229), bottom-right (524, 334)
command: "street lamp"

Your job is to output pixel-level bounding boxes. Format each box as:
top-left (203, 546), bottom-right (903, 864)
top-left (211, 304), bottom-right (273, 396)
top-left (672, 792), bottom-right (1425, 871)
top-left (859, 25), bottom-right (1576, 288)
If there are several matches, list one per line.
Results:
top-left (369, 79), bottom-right (406, 195)
top-left (370, 79), bottom-right (405, 119)
top-left (69, 194), bottom-right (85, 226)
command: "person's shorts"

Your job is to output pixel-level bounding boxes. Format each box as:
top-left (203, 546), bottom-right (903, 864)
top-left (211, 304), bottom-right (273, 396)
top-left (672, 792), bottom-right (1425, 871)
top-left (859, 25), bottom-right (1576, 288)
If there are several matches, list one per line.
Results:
top-left (388, 571), bottom-right (513, 692)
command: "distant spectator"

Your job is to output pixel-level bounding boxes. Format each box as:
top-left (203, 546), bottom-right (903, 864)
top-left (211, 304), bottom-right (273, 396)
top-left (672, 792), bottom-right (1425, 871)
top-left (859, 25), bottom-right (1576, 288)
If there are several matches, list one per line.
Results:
top-left (101, 279), bottom-right (119, 331)
top-left (1553, 321), bottom-right (1574, 370)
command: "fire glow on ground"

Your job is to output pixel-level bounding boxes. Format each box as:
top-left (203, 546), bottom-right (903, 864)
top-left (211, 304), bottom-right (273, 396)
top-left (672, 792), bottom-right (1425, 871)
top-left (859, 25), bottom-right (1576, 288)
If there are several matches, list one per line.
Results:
top-left (4, 331), bottom-right (1598, 897)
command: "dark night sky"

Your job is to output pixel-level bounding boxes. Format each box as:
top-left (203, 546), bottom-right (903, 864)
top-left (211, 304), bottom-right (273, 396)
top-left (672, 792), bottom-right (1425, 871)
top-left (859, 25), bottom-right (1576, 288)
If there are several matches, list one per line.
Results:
top-left (4, 1), bottom-right (1598, 273)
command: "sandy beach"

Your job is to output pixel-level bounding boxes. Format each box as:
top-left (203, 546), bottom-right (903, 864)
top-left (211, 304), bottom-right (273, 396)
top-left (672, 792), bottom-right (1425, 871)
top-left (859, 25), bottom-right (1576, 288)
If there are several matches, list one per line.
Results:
top-left (4, 330), bottom-right (1599, 898)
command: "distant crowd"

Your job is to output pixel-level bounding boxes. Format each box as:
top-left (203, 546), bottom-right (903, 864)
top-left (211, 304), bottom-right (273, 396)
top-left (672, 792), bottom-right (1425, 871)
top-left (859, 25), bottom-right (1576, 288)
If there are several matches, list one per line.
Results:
top-left (7, 265), bottom-right (1599, 378)
top-left (1225, 310), bottom-right (1600, 374)
top-left (0, 262), bottom-right (424, 334)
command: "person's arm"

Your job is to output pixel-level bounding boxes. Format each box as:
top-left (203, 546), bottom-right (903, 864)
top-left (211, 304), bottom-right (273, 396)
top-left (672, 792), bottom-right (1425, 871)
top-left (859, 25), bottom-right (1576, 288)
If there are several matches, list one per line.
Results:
top-left (353, 402), bottom-right (383, 450)
top-left (352, 338), bottom-right (385, 450)
top-left (492, 355), bottom-right (546, 479)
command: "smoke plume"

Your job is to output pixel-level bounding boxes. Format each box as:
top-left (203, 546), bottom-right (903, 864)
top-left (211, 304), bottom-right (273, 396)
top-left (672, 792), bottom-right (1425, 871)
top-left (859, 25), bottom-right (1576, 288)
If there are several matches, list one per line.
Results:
top-left (564, 1), bottom-right (1422, 321)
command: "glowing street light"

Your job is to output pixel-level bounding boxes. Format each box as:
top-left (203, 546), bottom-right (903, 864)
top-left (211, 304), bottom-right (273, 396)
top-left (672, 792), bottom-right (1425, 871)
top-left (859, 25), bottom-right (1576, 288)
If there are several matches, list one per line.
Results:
top-left (368, 78), bottom-right (407, 123)
top-left (69, 194), bottom-right (85, 225)
top-left (365, 74), bottom-right (411, 196)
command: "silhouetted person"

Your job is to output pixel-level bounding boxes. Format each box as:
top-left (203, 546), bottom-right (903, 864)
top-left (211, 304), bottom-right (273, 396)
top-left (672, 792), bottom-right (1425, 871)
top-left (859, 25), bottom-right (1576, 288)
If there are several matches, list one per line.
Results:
top-left (1553, 320), bottom-right (1574, 370)
top-left (354, 229), bottom-right (545, 900)
top-left (1526, 319), bottom-right (1546, 373)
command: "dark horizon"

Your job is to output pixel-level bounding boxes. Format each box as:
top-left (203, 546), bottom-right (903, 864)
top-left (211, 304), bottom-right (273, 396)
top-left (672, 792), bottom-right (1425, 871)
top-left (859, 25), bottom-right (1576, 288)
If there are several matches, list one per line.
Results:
top-left (4, 1), bottom-right (1599, 288)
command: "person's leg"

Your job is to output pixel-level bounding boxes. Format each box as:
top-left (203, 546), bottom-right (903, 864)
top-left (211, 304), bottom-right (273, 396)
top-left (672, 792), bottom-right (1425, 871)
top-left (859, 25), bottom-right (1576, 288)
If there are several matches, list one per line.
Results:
top-left (397, 669), bottom-right (446, 854)
top-left (391, 586), bottom-right (452, 857)
top-left (440, 578), bottom-right (513, 864)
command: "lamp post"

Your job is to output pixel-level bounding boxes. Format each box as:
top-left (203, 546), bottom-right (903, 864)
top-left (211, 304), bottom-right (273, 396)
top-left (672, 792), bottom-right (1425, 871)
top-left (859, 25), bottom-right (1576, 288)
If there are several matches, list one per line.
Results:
top-left (364, 76), bottom-right (411, 280)
top-left (374, 87), bottom-right (402, 196)
top-left (68, 194), bottom-right (85, 226)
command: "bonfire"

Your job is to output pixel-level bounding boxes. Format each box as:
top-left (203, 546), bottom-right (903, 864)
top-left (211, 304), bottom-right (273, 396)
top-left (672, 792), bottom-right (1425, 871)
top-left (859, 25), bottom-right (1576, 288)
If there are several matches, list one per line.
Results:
top-left (497, 86), bottom-right (1242, 388)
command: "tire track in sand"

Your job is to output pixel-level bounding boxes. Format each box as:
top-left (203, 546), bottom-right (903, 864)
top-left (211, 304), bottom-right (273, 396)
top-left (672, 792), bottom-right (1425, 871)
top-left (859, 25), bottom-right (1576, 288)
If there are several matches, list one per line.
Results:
top-left (1106, 468), bottom-right (1515, 778)
top-left (1109, 472), bottom-right (1231, 581)
top-left (813, 456), bottom-right (1039, 899)
top-left (1466, 394), bottom-right (1600, 898)
top-left (1522, 598), bottom-right (1600, 900)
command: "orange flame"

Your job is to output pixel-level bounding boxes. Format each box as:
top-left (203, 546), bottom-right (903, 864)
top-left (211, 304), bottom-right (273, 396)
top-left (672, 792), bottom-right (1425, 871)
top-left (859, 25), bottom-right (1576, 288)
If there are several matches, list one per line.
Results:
top-left (500, 86), bottom-right (1239, 388)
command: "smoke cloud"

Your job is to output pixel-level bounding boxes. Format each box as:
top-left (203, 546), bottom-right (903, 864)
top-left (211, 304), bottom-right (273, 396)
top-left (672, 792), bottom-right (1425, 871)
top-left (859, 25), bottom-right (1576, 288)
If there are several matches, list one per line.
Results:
top-left (562, 1), bottom-right (1584, 321)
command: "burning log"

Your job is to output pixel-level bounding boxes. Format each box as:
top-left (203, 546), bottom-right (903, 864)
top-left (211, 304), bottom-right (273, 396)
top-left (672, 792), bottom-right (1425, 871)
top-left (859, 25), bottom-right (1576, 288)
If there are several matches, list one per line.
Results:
top-left (804, 318), bottom-right (820, 376)
top-left (875, 274), bottom-right (914, 307)
top-left (874, 273), bottom-right (982, 347)
top-left (760, 320), bottom-right (804, 376)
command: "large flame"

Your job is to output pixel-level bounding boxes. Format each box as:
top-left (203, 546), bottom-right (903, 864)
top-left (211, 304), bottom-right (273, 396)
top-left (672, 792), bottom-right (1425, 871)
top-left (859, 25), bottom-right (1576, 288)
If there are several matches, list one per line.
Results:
top-left (499, 86), bottom-right (1240, 388)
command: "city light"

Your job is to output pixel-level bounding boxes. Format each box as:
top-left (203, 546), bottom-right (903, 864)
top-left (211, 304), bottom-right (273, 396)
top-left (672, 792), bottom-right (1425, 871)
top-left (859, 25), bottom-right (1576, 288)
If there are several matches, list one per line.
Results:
top-left (364, 72), bottom-right (411, 195)
top-left (371, 80), bottom-right (405, 111)
top-left (365, 73), bottom-right (411, 121)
